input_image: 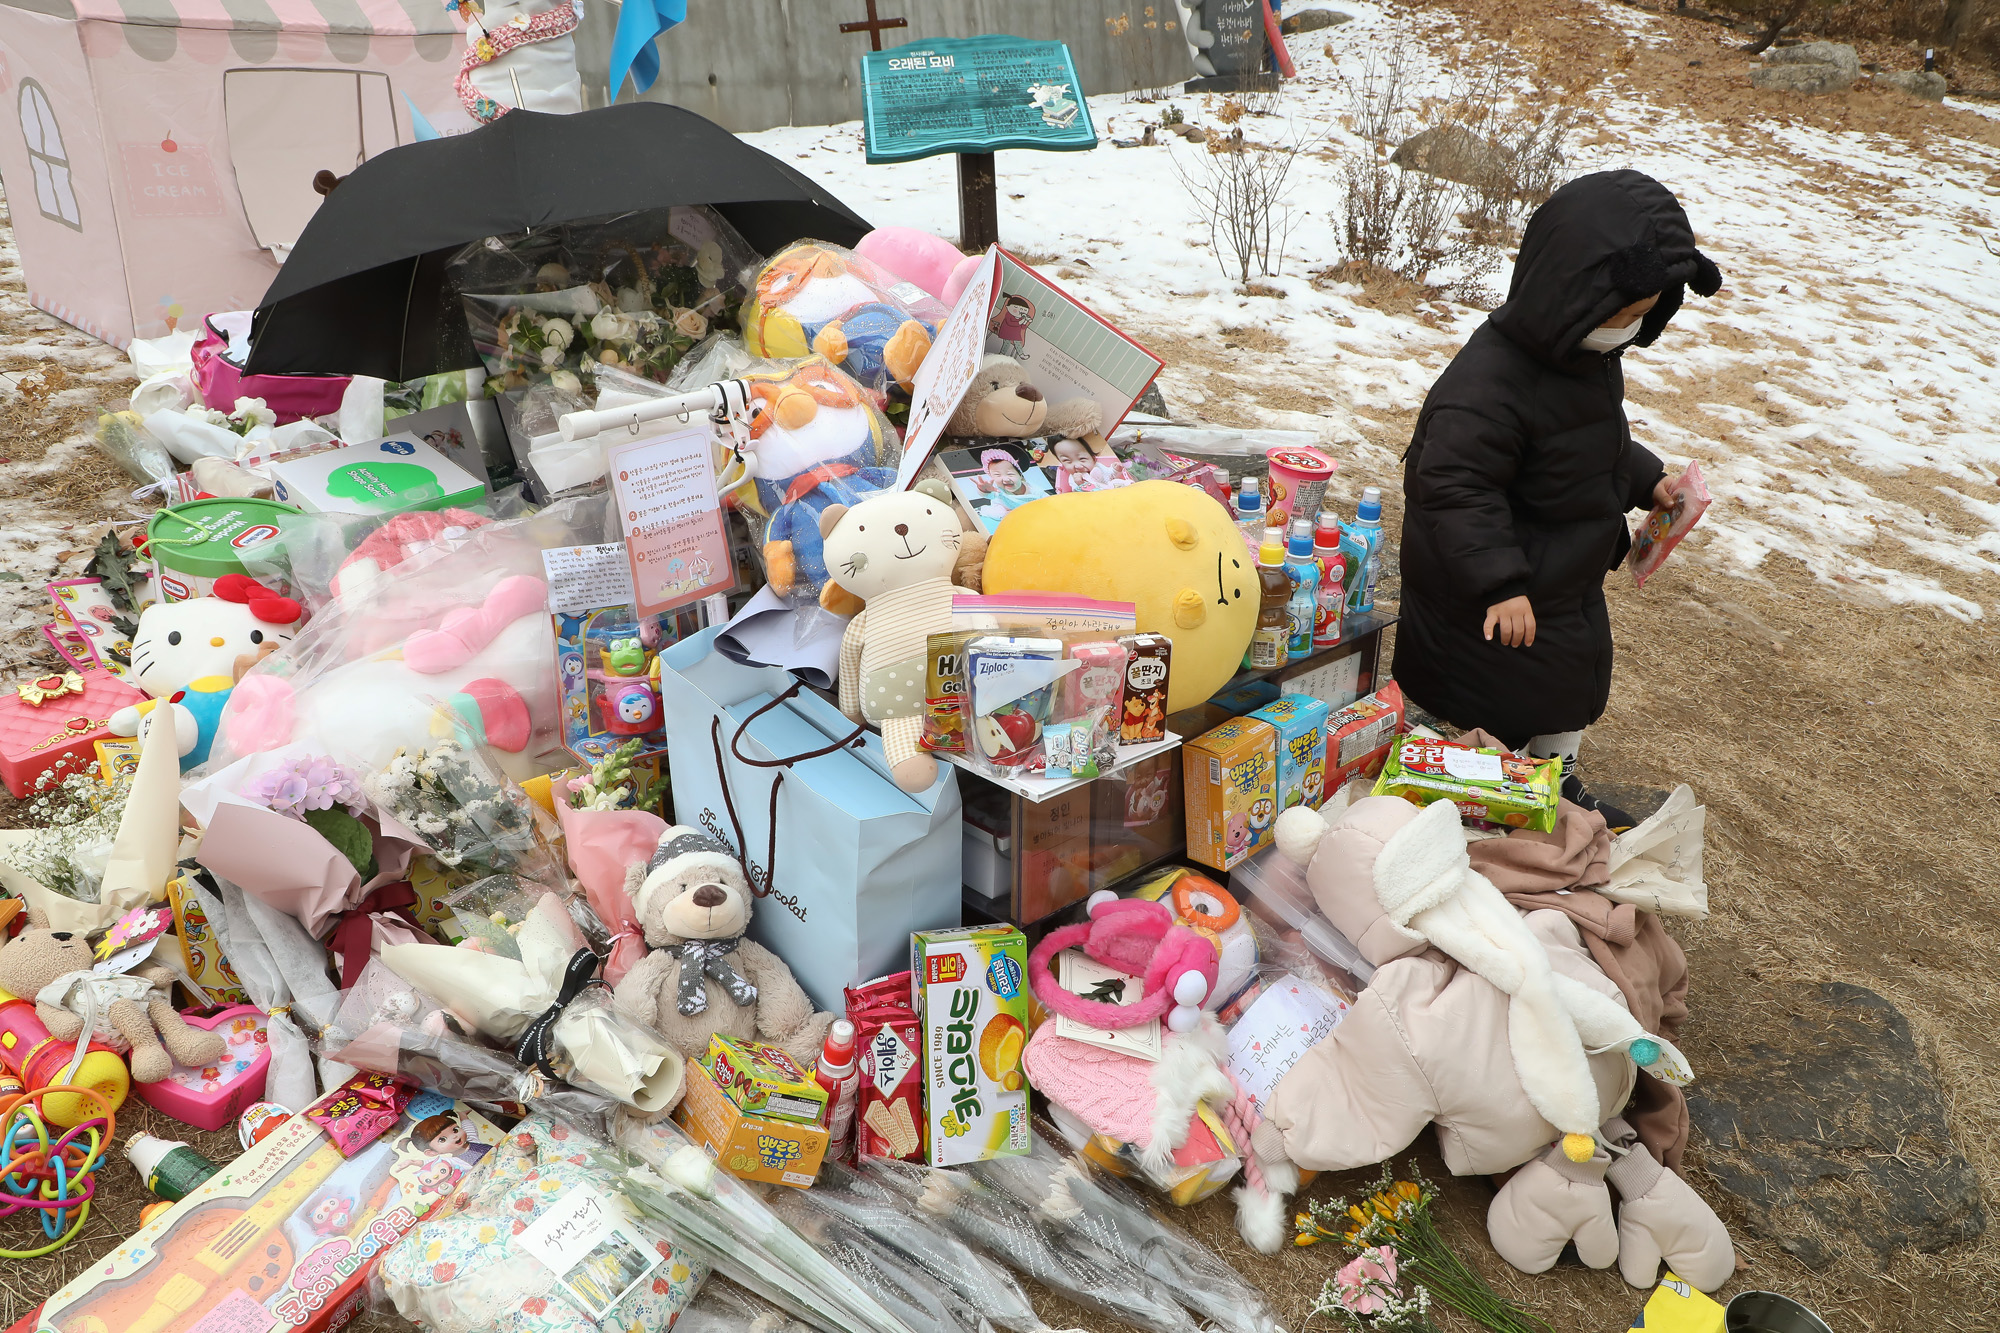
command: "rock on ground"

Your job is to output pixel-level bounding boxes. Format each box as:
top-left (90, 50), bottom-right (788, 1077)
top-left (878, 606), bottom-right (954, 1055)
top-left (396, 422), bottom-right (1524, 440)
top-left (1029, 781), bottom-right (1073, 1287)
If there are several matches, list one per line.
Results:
top-left (1281, 8), bottom-right (1352, 34)
top-left (1874, 70), bottom-right (1949, 102)
top-left (1752, 41), bottom-right (1861, 95)
top-left (1389, 124), bottom-right (1511, 188)
top-left (1688, 982), bottom-right (1987, 1270)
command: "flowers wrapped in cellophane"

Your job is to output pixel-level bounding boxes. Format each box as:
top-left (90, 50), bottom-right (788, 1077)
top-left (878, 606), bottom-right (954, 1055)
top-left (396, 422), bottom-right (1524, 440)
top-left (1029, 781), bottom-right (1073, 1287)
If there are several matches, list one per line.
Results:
top-left (453, 207), bottom-right (761, 397)
top-left (375, 888), bottom-right (686, 1116)
top-left (374, 1113), bottom-right (711, 1333)
top-left (860, 1153), bottom-right (1204, 1333)
top-left (608, 1117), bottom-right (925, 1333)
top-left (968, 1127), bottom-right (1286, 1333)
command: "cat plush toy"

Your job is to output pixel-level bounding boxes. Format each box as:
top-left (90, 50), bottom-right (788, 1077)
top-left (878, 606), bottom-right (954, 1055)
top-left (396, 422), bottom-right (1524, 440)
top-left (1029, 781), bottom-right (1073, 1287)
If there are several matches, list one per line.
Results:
top-left (109, 575), bottom-right (302, 769)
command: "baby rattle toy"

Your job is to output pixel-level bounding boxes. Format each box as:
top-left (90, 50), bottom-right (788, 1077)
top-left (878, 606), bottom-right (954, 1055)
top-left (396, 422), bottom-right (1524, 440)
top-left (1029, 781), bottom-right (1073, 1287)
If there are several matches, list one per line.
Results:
top-left (0, 1079), bottom-right (115, 1258)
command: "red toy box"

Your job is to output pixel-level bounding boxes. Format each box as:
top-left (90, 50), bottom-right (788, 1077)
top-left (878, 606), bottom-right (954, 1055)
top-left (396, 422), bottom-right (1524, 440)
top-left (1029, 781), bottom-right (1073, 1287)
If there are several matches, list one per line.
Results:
top-left (0, 669), bottom-right (144, 797)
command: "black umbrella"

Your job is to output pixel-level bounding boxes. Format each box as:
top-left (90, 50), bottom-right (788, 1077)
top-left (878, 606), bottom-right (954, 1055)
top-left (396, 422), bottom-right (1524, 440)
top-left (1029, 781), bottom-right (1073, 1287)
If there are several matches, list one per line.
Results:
top-left (246, 102), bottom-right (874, 381)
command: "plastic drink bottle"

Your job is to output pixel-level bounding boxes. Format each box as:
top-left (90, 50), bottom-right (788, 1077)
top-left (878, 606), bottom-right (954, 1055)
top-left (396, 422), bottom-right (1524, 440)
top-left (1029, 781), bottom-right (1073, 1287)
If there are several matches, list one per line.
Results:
top-left (1245, 529), bottom-right (1292, 671)
top-left (1234, 476), bottom-right (1265, 555)
top-left (813, 1018), bottom-right (860, 1161)
top-left (126, 1133), bottom-right (221, 1202)
top-left (1341, 487), bottom-right (1385, 615)
top-left (1312, 510), bottom-right (1347, 648)
top-left (1283, 519), bottom-right (1320, 659)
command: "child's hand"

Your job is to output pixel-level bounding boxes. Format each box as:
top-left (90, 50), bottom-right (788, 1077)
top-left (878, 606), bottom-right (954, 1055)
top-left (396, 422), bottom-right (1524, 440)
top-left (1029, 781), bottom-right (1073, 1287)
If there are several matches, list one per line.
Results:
top-left (1652, 475), bottom-right (1681, 509)
top-left (1485, 596), bottom-right (1537, 647)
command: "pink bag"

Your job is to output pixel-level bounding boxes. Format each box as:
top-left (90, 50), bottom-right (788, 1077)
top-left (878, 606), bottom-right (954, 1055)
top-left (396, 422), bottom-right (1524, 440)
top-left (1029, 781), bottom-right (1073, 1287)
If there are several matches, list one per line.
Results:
top-left (1629, 461), bottom-right (1711, 589)
top-left (192, 311), bottom-right (349, 424)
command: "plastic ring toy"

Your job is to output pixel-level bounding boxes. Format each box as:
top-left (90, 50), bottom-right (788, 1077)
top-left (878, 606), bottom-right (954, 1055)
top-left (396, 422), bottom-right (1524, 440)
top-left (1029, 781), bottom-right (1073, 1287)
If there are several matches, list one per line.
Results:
top-left (0, 1084), bottom-right (115, 1258)
top-left (1172, 875), bottom-right (1241, 932)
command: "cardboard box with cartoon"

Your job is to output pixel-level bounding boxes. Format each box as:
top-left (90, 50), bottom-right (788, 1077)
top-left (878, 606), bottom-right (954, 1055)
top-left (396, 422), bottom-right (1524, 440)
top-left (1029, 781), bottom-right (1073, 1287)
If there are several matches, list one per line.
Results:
top-left (1182, 716), bottom-right (1279, 871)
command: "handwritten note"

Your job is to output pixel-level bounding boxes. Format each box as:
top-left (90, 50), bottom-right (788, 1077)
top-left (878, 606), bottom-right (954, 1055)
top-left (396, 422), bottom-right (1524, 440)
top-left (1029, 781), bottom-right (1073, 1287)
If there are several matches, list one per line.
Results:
top-left (1225, 974), bottom-right (1349, 1115)
top-left (517, 1184), bottom-right (660, 1320)
top-left (605, 424), bottom-right (737, 618)
top-left (541, 543), bottom-right (637, 616)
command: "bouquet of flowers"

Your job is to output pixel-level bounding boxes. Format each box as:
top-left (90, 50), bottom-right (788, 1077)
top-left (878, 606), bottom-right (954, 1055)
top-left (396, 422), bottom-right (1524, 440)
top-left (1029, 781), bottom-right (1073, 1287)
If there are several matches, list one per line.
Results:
top-left (453, 207), bottom-right (761, 400)
top-left (1297, 1165), bottom-right (1552, 1333)
top-left (362, 740), bottom-right (559, 885)
top-left (0, 767), bottom-right (133, 902)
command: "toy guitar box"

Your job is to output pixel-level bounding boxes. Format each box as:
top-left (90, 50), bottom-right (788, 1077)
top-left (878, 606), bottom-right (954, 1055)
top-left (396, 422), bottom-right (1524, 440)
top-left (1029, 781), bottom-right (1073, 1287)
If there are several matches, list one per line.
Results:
top-left (39, 1087), bottom-right (500, 1333)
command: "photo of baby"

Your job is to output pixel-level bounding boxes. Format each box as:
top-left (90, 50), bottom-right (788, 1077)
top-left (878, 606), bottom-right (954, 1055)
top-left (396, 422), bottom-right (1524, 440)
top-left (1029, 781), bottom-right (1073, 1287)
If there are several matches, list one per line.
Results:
top-left (941, 444), bottom-right (1055, 534)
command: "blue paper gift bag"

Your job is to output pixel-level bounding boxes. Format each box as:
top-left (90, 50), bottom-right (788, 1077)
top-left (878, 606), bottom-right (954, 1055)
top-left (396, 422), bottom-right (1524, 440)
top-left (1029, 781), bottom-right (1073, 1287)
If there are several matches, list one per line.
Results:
top-left (657, 627), bottom-right (962, 1010)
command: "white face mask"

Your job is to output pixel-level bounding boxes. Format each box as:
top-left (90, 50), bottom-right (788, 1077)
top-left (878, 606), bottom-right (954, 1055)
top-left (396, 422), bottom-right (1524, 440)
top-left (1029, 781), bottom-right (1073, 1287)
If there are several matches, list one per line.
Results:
top-left (1579, 320), bottom-right (1642, 354)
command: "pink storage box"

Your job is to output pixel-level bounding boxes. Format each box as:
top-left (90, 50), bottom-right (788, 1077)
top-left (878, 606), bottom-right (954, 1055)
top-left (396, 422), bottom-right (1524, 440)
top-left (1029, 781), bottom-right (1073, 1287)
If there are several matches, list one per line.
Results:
top-left (192, 311), bottom-right (349, 424)
top-left (131, 1004), bottom-right (271, 1132)
top-left (0, 668), bottom-right (145, 798)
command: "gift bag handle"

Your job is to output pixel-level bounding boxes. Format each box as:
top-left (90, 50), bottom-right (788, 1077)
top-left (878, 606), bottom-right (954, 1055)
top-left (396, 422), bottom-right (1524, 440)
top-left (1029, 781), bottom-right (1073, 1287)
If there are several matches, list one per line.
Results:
top-left (707, 684), bottom-right (867, 898)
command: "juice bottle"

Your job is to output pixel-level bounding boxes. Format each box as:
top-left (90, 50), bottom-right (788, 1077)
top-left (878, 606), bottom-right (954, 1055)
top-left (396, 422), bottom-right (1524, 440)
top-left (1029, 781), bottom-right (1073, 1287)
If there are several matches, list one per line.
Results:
top-left (1341, 487), bottom-right (1385, 615)
top-left (1312, 510), bottom-right (1347, 648)
top-left (1283, 519), bottom-right (1320, 660)
top-left (1234, 476), bottom-right (1265, 556)
top-left (1244, 528), bottom-right (1292, 671)
top-left (813, 1018), bottom-right (860, 1162)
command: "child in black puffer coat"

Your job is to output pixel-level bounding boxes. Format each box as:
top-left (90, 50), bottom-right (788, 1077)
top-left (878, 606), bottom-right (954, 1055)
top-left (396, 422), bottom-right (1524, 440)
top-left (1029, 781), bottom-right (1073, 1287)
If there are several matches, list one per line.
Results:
top-left (1393, 170), bottom-right (1723, 829)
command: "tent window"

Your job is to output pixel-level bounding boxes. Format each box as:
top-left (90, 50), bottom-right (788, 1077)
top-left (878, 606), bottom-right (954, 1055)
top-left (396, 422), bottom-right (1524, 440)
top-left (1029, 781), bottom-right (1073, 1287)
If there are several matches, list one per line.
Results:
top-left (18, 80), bottom-right (82, 231)
top-left (224, 68), bottom-right (396, 252)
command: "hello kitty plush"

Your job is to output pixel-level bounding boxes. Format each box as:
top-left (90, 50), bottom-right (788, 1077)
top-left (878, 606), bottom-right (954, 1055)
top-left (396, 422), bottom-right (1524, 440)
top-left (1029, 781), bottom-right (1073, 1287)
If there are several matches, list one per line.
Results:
top-left (821, 489), bottom-right (963, 793)
top-left (109, 575), bottom-right (302, 769)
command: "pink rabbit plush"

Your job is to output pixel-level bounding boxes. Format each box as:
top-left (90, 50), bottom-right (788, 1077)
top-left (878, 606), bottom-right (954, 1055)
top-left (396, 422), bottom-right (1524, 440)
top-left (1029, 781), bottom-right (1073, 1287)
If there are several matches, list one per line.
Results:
top-left (1028, 891), bottom-right (1218, 1033)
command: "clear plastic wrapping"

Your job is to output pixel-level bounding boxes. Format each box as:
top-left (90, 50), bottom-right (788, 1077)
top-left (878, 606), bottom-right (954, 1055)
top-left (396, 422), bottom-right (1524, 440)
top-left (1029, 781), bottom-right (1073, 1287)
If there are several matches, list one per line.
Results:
top-left (453, 207), bottom-right (762, 396)
top-left (972, 1131), bottom-right (1287, 1333)
top-left (861, 1154), bottom-right (1203, 1333)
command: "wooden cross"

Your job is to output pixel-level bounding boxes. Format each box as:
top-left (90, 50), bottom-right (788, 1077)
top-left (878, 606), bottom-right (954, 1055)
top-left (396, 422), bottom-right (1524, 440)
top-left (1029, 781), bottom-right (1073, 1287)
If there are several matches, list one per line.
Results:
top-left (838, 0), bottom-right (906, 51)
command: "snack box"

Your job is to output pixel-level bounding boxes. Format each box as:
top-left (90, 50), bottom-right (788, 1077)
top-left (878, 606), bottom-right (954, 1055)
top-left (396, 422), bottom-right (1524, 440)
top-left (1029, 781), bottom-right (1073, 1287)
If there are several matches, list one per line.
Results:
top-left (1182, 716), bottom-right (1279, 871)
top-left (701, 1034), bottom-right (828, 1125)
top-left (676, 1056), bottom-right (829, 1188)
top-left (39, 1088), bottom-right (500, 1333)
top-left (846, 972), bottom-right (926, 1163)
top-left (1324, 681), bottom-right (1406, 797)
top-left (1115, 633), bottom-right (1171, 745)
top-left (269, 437), bottom-right (485, 517)
top-left (910, 925), bottom-right (1032, 1167)
top-left (1248, 694), bottom-right (1331, 812)
top-left (1372, 735), bottom-right (1561, 833)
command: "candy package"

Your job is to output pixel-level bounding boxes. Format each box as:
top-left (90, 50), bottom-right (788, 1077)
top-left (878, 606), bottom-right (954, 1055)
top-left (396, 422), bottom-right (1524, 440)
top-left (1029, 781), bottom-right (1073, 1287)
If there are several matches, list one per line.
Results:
top-left (1630, 460), bottom-right (1712, 588)
top-left (1372, 735), bottom-right (1561, 832)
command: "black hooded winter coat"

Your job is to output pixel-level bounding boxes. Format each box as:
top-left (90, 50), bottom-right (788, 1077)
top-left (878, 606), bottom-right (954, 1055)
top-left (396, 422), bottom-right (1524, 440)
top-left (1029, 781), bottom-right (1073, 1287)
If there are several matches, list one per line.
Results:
top-left (1391, 170), bottom-right (1722, 745)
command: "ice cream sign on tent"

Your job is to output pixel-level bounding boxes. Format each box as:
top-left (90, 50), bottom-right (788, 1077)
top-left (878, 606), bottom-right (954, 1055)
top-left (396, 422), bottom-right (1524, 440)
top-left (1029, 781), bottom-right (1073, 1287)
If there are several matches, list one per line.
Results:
top-left (0, 0), bottom-right (476, 348)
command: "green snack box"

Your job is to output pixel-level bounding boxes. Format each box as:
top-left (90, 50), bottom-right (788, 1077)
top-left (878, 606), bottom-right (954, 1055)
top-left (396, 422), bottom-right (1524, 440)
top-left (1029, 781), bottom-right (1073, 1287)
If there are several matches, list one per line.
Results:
top-left (701, 1034), bottom-right (829, 1125)
top-left (911, 924), bottom-right (1031, 1167)
top-left (1372, 735), bottom-right (1562, 833)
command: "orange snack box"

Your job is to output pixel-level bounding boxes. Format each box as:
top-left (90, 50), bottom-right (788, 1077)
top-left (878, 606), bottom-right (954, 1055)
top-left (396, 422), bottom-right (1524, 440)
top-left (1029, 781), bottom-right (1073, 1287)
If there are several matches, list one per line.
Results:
top-left (1182, 716), bottom-right (1279, 871)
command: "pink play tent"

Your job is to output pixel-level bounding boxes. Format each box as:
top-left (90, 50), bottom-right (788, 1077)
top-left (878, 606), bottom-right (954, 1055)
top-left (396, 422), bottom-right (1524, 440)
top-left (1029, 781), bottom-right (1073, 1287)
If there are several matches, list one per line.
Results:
top-left (0, 0), bottom-right (474, 348)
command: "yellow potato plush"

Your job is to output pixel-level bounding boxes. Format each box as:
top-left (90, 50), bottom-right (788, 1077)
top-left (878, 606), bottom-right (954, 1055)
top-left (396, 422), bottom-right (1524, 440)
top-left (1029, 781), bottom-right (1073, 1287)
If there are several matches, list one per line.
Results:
top-left (982, 481), bottom-right (1257, 714)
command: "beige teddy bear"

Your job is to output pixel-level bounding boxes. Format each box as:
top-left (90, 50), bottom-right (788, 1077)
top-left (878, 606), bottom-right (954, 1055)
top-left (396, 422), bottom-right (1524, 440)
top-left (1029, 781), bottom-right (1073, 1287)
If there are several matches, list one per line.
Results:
top-left (0, 917), bottom-right (226, 1083)
top-left (611, 826), bottom-right (834, 1068)
top-left (946, 355), bottom-right (1103, 442)
top-left (823, 488), bottom-right (965, 793)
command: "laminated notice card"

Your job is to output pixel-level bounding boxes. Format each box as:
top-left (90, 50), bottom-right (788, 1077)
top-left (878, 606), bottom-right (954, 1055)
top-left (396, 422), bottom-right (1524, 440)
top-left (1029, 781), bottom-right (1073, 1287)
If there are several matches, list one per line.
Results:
top-left (605, 424), bottom-right (736, 617)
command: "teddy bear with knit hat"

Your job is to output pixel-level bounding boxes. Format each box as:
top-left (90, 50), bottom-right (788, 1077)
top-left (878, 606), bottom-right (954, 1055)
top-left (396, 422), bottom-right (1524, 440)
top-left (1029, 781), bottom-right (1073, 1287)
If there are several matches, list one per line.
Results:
top-left (611, 825), bottom-right (834, 1067)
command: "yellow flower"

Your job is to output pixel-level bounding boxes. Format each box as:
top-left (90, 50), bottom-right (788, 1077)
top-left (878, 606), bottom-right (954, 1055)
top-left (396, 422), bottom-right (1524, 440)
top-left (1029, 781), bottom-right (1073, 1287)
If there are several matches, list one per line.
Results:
top-left (425, 1241), bottom-right (443, 1261)
top-left (670, 1262), bottom-right (690, 1283)
top-left (478, 1226), bottom-right (498, 1244)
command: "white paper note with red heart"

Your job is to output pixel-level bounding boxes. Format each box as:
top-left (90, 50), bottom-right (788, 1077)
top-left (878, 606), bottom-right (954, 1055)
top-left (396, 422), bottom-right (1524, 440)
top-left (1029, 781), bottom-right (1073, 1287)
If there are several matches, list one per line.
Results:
top-left (1225, 974), bottom-right (1349, 1116)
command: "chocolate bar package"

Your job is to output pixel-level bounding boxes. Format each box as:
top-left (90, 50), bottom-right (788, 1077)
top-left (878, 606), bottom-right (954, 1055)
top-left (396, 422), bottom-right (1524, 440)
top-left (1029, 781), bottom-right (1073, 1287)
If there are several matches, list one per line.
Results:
top-left (1116, 633), bottom-right (1172, 745)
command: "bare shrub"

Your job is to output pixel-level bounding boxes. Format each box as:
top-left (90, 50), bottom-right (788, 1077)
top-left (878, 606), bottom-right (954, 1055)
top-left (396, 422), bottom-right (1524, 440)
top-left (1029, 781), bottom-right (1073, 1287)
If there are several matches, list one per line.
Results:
top-left (1173, 125), bottom-right (1312, 285)
top-left (1333, 47), bottom-right (1589, 303)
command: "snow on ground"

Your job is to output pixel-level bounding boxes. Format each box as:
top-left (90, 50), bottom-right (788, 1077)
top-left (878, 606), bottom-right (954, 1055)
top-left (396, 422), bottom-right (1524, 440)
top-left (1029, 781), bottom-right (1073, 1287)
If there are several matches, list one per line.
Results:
top-left (744, 1), bottom-right (2000, 618)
